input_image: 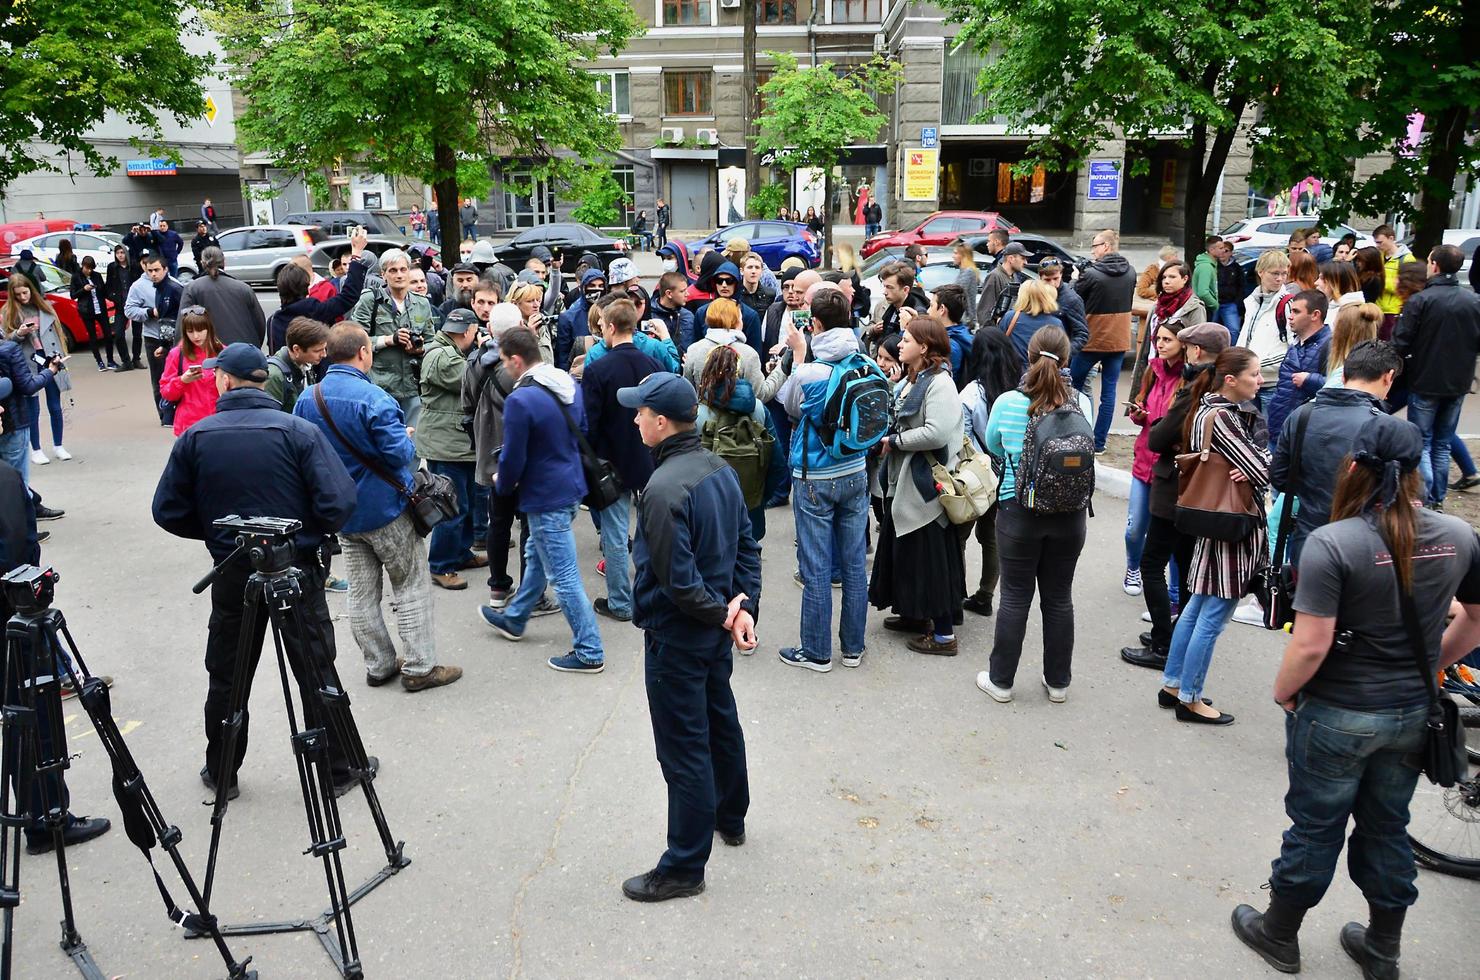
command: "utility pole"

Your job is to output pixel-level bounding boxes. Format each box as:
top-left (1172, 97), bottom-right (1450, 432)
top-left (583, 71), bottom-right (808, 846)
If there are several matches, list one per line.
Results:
top-left (743, 0), bottom-right (760, 217)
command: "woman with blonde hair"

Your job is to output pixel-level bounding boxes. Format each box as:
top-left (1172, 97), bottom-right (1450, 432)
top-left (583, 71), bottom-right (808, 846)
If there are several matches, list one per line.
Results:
top-left (0, 274), bottom-right (70, 463)
top-left (952, 241), bottom-right (981, 327)
top-left (998, 278), bottom-right (1062, 362)
top-left (508, 279), bottom-right (552, 362)
top-left (1323, 303), bottom-right (1382, 389)
top-left (832, 242), bottom-right (858, 273)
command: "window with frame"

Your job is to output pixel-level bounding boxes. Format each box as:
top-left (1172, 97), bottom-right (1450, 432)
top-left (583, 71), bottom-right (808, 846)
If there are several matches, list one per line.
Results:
top-left (503, 171), bottom-right (556, 228)
top-left (832, 0), bottom-right (883, 23)
top-left (613, 166), bottom-right (636, 226)
top-left (664, 71), bottom-right (713, 116)
top-left (594, 71), bottom-right (631, 116)
top-left (662, 0), bottom-right (711, 26)
top-left (761, 0), bottom-right (795, 23)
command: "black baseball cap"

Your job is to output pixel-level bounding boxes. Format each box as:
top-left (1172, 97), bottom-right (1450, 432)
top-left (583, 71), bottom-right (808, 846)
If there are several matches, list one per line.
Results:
top-left (616, 373), bottom-right (698, 422)
top-left (442, 308), bottom-right (481, 333)
top-left (1001, 242), bottom-right (1029, 257)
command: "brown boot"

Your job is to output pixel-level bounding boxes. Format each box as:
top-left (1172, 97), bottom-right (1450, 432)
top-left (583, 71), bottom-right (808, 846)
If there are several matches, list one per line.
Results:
top-left (432, 572), bottom-right (468, 590)
top-left (907, 634), bottom-right (959, 656)
top-left (401, 665), bottom-right (464, 692)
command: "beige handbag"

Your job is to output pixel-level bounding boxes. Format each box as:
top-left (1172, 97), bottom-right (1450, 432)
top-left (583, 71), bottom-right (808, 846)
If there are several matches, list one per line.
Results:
top-left (931, 438), bottom-right (1000, 524)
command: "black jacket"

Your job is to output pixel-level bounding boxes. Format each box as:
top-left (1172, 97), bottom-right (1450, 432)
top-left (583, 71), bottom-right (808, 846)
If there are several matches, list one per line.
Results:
top-left (104, 261), bottom-right (131, 308)
top-left (266, 258), bottom-right (367, 351)
top-left (0, 341), bottom-right (56, 433)
top-left (191, 232), bottom-right (219, 266)
top-left (580, 342), bottom-right (663, 492)
top-left (1272, 387), bottom-right (1384, 549)
top-left (631, 430), bottom-right (761, 645)
top-left (152, 387), bottom-right (357, 560)
top-left (1393, 274), bottom-right (1480, 397)
top-left (1146, 383), bottom-right (1197, 521)
top-left (738, 283), bottom-right (776, 319)
top-left (0, 460), bottom-right (38, 601)
top-left (1215, 258), bottom-right (1242, 306)
top-left (69, 268), bottom-right (106, 318)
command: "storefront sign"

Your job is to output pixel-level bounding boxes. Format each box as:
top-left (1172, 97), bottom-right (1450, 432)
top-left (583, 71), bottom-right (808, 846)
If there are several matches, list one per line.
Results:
top-left (903, 149), bottom-right (939, 201)
top-left (1086, 160), bottom-right (1120, 201)
top-left (126, 158), bottom-right (177, 176)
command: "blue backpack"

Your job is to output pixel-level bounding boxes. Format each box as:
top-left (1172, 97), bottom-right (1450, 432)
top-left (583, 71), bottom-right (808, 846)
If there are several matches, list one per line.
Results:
top-left (803, 352), bottom-right (891, 474)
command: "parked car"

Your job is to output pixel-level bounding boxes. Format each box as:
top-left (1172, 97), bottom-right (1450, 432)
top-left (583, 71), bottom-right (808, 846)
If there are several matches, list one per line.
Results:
top-left (285, 210), bottom-right (405, 237)
top-left (211, 224), bottom-right (329, 285)
top-left (0, 219), bottom-right (83, 257)
top-left (957, 231), bottom-right (1084, 275)
top-left (306, 236), bottom-right (438, 277)
top-left (10, 230), bottom-right (125, 274)
top-left (693, 221), bottom-right (821, 270)
top-left (1437, 228), bottom-right (1479, 285)
top-left (1218, 215), bottom-right (1374, 251)
top-left (860, 210), bottom-right (1020, 259)
top-left (859, 259), bottom-right (970, 312)
top-left (494, 222), bottom-right (628, 273)
top-left (0, 257), bottom-right (113, 347)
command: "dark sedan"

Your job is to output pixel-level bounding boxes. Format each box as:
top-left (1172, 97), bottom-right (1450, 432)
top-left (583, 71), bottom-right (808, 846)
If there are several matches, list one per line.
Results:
top-left (495, 222), bottom-right (628, 273)
top-left (957, 231), bottom-right (1084, 275)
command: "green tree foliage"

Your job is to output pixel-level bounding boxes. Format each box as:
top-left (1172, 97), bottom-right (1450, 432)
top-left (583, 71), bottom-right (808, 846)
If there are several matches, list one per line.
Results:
top-left (569, 165), bottom-right (632, 227)
top-left (0, 1), bottom-right (210, 191)
top-left (747, 180), bottom-right (789, 221)
top-left (208, 0), bottom-right (642, 242)
top-left (939, 0), bottom-right (1373, 257)
top-left (756, 53), bottom-right (902, 266)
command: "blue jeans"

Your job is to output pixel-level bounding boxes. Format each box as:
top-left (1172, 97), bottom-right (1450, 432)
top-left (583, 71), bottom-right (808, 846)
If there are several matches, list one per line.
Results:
top-left (28, 378), bottom-right (63, 450)
top-left (1268, 697), bottom-right (1428, 910)
top-left (1161, 592), bottom-right (1239, 702)
top-left (597, 491), bottom-right (633, 616)
top-left (792, 472), bottom-right (869, 661)
top-left (1406, 392), bottom-right (1464, 503)
top-left (1125, 476), bottom-right (1152, 571)
top-left (427, 460), bottom-right (483, 575)
top-left (502, 506), bottom-right (603, 664)
top-left (1450, 433), bottom-right (1476, 478)
top-left (1214, 302), bottom-right (1242, 343)
top-left (1069, 351), bottom-right (1125, 451)
top-left (462, 222), bottom-right (478, 240)
top-left (0, 430), bottom-right (29, 486)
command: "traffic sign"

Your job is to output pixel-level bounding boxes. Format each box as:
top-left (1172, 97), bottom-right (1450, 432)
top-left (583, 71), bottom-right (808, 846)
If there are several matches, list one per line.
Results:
top-left (921, 127), bottom-right (938, 149)
top-left (204, 93), bottom-right (219, 127)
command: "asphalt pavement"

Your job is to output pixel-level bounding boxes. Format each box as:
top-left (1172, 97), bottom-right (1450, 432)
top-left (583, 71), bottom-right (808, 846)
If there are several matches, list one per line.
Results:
top-left (8, 348), bottom-right (1476, 979)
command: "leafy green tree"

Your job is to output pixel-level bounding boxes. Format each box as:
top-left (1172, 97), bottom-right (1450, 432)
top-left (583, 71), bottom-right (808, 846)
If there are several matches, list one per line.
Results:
top-left (0, 1), bottom-right (210, 191)
top-left (568, 165), bottom-right (632, 227)
top-left (939, 0), bottom-right (1373, 258)
top-left (747, 180), bottom-right (789, 221)
top-left (208, 0), bottom-right (642, 243)
top-left (756, 53), bottom-right (902, 267)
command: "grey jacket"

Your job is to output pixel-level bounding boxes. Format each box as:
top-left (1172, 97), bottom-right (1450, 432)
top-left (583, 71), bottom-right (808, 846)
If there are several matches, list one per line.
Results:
top-left (460, 339), bottom-right (514, 486)
top-left (884, 369), bottom-right (964, 536)
top-left (180, 272), bottom-right (266, 348)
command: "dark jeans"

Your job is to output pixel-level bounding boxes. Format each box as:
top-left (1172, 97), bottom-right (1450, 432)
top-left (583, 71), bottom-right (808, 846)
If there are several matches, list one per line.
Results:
top-left (764, 399), bottom-right (792, 503)
top-left (989, 498), bottom-right (1086, 689)
top-left (204, 554), bottom-right (349, 783)
top-left (1069, 350), bottom-right (1125, 451)
top-left (114, 310), bottom-right (141, 364)
top-left (79, 307), bottom-right (113, 365)
top-left (146, 341), bottom-right (170, 423)
top-left (644, 631), bottom-right (749, 880)
top-left (27, 378), bottom-right (62, 450)
top-left (968, 504), bottom-right (1000, 600)
top-left (1141, 514), bottom-right (1193, 647)
top-left (656, 226), bottom-right (668, 249)
top-left (427, 460), bottom-right (484, 575)
top-left (1268, 696), bottom-right (1428, 911)
top-left (486, 489), bottom-right (528, 593)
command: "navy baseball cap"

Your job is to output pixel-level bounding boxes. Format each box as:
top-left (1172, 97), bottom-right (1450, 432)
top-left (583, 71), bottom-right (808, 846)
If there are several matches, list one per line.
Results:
top-left (203, 342), bottom-right (269, 381)
top-left (616, 373), bottom-right (697, 422)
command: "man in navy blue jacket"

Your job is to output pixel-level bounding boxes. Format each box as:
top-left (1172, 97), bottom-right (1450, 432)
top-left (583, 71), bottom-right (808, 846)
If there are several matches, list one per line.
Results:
top-left (581, 298), bottom-right (662, 622)
top-left (478, 327), bottom-right (605, 673)
top-left (617, 372), bottom-right (759, 902)
top-left (556, 267), bottom-right (607, 370)
top-left (293, 325), bottom-right (463, 693)
top-left (153, 343), bottom-right (366, 797)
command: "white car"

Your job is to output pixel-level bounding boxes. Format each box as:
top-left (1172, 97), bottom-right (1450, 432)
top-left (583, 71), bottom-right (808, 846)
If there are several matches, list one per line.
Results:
top-left (11, 230), bottom-right (123, 270)
top-left (1219, 216), bottom-right (1375, 251)
top-left (1440, 228), bottom-right (1478, 284)
top-left (858, 251), bottom-right (958, 306)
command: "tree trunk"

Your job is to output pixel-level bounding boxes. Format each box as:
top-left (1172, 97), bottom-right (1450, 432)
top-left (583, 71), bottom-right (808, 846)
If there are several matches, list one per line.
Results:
top-left (1411, 102), bottom-right (1467, 258)
top-left (1181, 98), bottom-right (1246, 261)
top-left (822, 167), bottom-right (834, 270)
top-left (743, 0), bottom-right (760, 216)
top-left (432, 141), bottom-right (461, 247)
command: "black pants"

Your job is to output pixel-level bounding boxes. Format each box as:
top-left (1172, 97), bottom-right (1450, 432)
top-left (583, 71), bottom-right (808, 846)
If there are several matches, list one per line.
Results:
top-left (989, 498), bottom-right (1086, 689)
top-left (967, 504), bottom-right (1000, 600)
top-left (656, 225), bottom-right (668, 249)
top-left (78, 308), bottom-right (112, 365)
top-left (644, 632), bottom-right (749, 880)
top-left (1141, 514), bottom-right (1194, 649)
top-left (485, 490), bottom-right (528, 593)
top-left (204, 554), bottom-right (349, 783)
top-left (146, 341), bottom-right (170, 422)
top-left (114, 311), bottom-right (141, 365)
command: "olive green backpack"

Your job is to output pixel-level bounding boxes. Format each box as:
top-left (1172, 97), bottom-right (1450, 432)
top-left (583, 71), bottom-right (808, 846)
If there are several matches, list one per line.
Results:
top-left (700, 407), bottom-right (774, 510)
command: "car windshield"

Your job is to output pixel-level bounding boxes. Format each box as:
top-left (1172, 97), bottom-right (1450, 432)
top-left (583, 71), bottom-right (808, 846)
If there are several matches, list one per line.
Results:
top-left (861, 249), bottom-right (904, 279)
top-left (1220, 219), bottom-right (1249, 236)
top-left (918, 264), bottom-right (959, 291)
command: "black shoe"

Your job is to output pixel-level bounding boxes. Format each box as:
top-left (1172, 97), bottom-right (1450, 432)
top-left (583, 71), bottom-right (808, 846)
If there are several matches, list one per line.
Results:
top-left (115, 361), bottom-right (133, 372)
top-left (1231, 896), bottom-right (1306, 973)
top-left (366, 658), bottom-right (404, 687)
top-left (333, 755), bottom-right (379, 798)
top-left (200, 766), bottom-right (241, 801)
top-left (962, 594), bottom-right (993, 616)
top-left (622, 869), bottom-right (705, 902)
top-left (35, 530), bottom-right (49, 544)
top-left (884, 615), bottom-right (929, 634)
top-left (1139, 630), bottom-right (1154, 647)
top-left (1158, 689), bottom-right (1213, 709)
top-left (593, 597), bottom-right (632, 622)
top-left (35, 505), bottom-right (65, 521)
top-left (718, 829), bottom-right (745, 847)
top-left (1120, 645), bottom-right (1167, 670)
top-left (133, 358), bottom-right (145, 370)
top-left (1175, 702), bottom-right (1235, 725)
top-left (1453, 474), bottom-right (1480, 492)
top-left (1340, 905), bottom-right (1405, 980)
top-left (24, 814), bottom-right (112, 854)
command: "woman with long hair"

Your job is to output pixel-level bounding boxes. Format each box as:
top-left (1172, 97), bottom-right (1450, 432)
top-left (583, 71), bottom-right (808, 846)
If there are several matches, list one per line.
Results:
top-left (1125, 321), bottom-right (1187, 596)
top-left (0, 273), bottom-right (70, 463)
top-left (999, 278), bottom-right (1062, 362)
top-left (158, 305), bottom-right (224, 436)
top-left (1318, 260), bottom-right (1364, 322)
top-left (694, 345), bottom-right (784, 541)
top-left (0, 285), bottom-right (63, 480)
top-left (53, 238), bottom-right (81, 278)
top-left (978, 326), bottom-right (1090, 703)
top-left (951, 241), bottom-right (981, 327)
top-left (804, 206), bottom-right (823, 240)
top-left (1288, 250), bottom-right (1319, 294)
top-left (1234, 413), bottom-right (1480, 978)
top-left (870, 315), bottom-right (967, 655)
top-left (1158, 346), bottom-right (1269, 724)
top-left (70, 255), bottom-right (116, 370)
top-left (959, 327), bottom-right (1022, 617)
top-left (1353, 246), bottom-right (1385, 305)
top-left (1323, 302), bottom-right (1382, 388)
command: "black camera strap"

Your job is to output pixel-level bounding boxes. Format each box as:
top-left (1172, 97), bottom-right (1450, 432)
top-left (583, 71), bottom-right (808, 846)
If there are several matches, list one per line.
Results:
top-left (312, 384), bottom-right (413, 500)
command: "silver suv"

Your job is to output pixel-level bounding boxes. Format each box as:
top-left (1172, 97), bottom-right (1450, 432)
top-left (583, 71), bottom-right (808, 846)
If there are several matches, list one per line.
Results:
top-left (212, 224), bottom-right (328, 285)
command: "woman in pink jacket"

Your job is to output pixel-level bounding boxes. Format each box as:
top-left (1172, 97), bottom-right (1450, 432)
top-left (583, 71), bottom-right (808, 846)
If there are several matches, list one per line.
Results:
top-left (159, 306), bottom-right (224, 436)
top-left (1124, 319), bottom-right (1186, 593)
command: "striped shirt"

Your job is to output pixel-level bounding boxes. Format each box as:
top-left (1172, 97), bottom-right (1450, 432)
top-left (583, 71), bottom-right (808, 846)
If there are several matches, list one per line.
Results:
top-left (983, 387), bottom-right (1093, 501)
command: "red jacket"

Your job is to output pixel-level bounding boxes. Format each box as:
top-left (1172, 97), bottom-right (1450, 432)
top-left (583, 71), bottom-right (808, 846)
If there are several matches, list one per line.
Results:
top-left (160, 345), bottom-right (221, 436)
top-left (1130, 356), bottom-right (1183, 483)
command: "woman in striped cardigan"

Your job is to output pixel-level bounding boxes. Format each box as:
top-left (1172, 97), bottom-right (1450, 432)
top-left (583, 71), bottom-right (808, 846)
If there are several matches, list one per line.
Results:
top-left (1160, 346), bottom-right (1270, 725)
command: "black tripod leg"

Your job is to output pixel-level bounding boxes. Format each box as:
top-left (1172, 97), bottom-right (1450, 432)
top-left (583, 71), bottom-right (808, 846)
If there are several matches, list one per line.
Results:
top-left (0, 635), bottom-right (33, 980)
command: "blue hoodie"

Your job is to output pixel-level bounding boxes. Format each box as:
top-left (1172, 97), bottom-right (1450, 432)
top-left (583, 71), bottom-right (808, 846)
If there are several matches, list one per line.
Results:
top-left (693, 260), bottom-right (763, 352)
top-left (556, 267), bottom-right (607, 371)
top-left (947, 323), bottom-right (974, 387)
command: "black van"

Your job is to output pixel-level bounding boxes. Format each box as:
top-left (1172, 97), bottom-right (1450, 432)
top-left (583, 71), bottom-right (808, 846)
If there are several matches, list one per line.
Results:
top-left (284, 210), bottom-right (403, 237)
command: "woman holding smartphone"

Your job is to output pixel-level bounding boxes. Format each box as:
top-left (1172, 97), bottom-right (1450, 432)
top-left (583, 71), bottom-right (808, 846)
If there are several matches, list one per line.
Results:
top-left (158, 306), bottom-right (224, 436)
top-left (0, 274), bottom-right (70, 463)
top-left (0, 275), bottom-right (64, 478)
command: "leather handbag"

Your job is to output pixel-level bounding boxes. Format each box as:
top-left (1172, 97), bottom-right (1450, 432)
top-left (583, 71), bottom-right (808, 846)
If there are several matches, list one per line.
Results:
top-left (1174, 410), bottom-right (1261, 542)
top-left (1254, 406), bottom-right (1312, 629)
top-left (312, 385), bottom-right (460, 537)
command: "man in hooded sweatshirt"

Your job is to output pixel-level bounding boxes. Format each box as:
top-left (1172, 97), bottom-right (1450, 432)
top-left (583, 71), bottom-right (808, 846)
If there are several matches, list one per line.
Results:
top-left (1070, 228), bottom-right (1136, 453)
top-left (692, 260), bottom-right (762, 352)
top-left (557, 267), bottom-right (607, 371)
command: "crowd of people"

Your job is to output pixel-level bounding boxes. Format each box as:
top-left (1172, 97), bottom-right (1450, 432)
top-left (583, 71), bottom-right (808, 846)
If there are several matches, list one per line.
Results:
top-left (5, 205), bottom-right (1480, 973)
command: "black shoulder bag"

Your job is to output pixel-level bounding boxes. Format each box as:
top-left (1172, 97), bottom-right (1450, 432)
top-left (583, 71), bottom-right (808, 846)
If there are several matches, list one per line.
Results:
top-left (312, 385), bottom-right (459, 537)
top-left (1386, 530), bottom-right (1469, 787)
top-left (527, 383), bottom-right (623, 511)
top-left (1254, 405), bottom-right (1311, 629)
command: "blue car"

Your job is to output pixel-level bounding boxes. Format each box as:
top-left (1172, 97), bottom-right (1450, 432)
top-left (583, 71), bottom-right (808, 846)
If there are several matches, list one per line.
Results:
top-left (696, 220), bottom-right (820, 271)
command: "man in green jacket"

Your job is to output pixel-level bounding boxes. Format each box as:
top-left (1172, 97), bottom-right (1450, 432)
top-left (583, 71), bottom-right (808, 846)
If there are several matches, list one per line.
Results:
top-left (264, 316), bottom-right (329, 412)
top-left (418, 308), bottom-right (488, 590)
top-left (1191, 235), bottom-right (1221, 314)
top-left (350, 247), bottom-right (436, 430)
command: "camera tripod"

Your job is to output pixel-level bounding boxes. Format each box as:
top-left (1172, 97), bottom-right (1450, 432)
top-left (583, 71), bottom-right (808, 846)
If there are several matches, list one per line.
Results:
top-left (0, 565), bottom-right (255, 980)
top-left (188, 517), bottom-right (409, 979)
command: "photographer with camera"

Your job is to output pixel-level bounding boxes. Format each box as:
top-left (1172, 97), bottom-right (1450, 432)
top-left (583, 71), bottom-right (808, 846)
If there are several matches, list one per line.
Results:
top-left (350, 248), bottom-right (435, 431)
top-left (152, 343), bottom-right (364, 798)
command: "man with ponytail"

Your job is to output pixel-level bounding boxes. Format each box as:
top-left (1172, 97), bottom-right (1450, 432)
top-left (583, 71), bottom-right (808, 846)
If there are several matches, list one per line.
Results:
top-left (1234, 413), bottom-right (1480, 979)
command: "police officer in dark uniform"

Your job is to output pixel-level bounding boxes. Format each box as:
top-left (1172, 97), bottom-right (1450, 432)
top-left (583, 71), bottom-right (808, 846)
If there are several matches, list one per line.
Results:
top-left (616, 374), bottom-right (761, 902)
top-left (151, 343), bottom-right (361, 799)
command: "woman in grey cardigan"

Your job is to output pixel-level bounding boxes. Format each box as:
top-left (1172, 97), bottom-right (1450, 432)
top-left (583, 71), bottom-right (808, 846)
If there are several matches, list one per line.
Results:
top-left (869, 315), bottom-right (967, 655)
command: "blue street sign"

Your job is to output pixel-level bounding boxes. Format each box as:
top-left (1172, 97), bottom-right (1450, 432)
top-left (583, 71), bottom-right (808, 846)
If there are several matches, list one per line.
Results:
top-left (1086, 160), bottom-right (1120, 200)
top-left (921, 127), bottom-right (938, 149)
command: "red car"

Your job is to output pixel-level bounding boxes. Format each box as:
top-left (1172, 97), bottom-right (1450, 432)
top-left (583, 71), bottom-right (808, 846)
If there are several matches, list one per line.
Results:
top-left (860, 210), bottom-right (1020, 258)
top-left (0, 219), bottom-right (83, 257)
top-left (0, 257), bottom-right (112, 347)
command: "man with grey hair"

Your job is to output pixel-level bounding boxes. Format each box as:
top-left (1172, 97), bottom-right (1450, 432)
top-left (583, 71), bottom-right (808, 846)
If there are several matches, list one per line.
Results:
top-left (179, 245), bottom-right (268, 347)
top-left (350, 246), bottom-right (435, 428)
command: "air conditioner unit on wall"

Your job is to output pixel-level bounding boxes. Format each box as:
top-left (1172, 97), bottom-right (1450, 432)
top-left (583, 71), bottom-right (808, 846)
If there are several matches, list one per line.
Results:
top-left (720, 0), bottom-right (740, 8)
top-left (695, 128), bottom-right (720, 146)
top-left (661, 126), bottom-right (685, 144)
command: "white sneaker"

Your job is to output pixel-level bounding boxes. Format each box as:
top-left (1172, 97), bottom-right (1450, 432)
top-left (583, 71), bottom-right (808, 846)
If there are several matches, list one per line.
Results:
top-left (1123, 569), bottom-right (1143, 596)
top-left (1141, 609), bottom-right (1154, 623)
top-left (1231, 599), bottom-right (1266, 627)
top-left (30, 449), bottom-right (48, 465)
top-left (975, 671), bottom-right (1013, 702)
top-left (1042, 676), bottom-right (1068, 703)
top-left (53, 446), bottom-right (72, 461)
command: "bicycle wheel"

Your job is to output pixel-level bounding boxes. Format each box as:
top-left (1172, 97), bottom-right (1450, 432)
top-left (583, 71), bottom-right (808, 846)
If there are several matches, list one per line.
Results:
top-left (1408, 775), bottom-right (1480, 879)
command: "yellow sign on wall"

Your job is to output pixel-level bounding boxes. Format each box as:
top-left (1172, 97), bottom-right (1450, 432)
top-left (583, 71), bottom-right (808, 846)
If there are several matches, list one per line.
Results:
top-left (203, 94), bottom-right (219, 127)
top-left (903, 148), bottom-right (939, 201)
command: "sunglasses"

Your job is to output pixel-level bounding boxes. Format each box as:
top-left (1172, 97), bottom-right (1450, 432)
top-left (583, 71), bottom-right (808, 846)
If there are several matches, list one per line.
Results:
top-left (1038, 258), bottom-right (1062, 269)
top-left (713, 277), bottom-right (737, 287)
top-left (180, 305), bottom-right (207, 316)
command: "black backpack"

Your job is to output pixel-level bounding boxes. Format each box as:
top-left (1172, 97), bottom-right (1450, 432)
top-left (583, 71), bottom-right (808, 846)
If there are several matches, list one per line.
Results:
top-left (1010, 390), bottom-right (1096, 514)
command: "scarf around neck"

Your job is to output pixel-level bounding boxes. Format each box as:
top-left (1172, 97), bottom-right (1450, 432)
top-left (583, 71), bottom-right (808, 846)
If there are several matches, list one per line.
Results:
top-left (1155, 286), bottom-right (1192, 323)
